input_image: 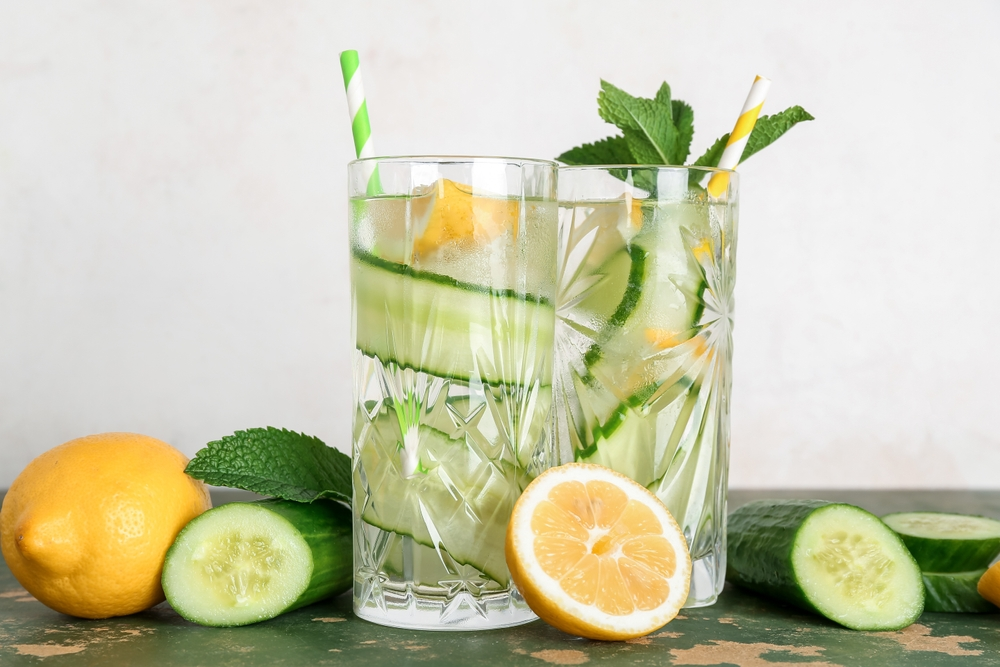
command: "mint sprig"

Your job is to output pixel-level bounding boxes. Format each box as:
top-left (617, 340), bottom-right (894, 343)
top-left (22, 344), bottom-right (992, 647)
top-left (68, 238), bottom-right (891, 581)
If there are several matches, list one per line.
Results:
top-left (558, 79), bottom-right (813, 180)
top-left (185, 427), bottom-right (352, 504)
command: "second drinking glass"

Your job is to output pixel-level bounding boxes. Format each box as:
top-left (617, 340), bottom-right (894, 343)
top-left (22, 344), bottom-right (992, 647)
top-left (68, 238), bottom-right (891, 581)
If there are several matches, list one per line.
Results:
top-left (553, 165), bottom-right (739, 608)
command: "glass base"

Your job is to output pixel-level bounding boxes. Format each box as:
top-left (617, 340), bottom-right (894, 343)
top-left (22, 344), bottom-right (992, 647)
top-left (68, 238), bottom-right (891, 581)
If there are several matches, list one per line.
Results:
top-left (683, 550), bottom-right (725, 608)
top-left (354, 583), bottom-right (537, 631)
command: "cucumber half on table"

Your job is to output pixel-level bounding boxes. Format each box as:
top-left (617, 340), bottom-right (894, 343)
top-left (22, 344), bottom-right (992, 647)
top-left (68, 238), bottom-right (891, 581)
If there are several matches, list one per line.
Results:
top-left (881, 512), bottom-right (1000, 572)
top-left (727, 500), bottom-right (924, 631)
top-left (162, 499), bottom-right (352, 627)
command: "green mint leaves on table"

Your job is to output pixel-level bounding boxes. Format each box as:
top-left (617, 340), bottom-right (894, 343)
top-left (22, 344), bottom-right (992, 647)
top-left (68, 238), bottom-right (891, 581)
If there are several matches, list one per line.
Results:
top-left (558, 79), bottom-right (813, 178)
top-left (185, 427), bottom-right (352, 504)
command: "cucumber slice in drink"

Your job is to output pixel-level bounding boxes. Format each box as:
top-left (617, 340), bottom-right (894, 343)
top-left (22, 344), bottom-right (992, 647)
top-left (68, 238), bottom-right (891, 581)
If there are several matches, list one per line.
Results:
top-left (353, 251), bottom-right (554, 388)
top-left (584, 245), bottom-right (704, 377)
top-left (357, 417), bottom-right (529, 584)
top-left (577, 199), bottom-right (711, 444)
top-left (577, 405), bottom-right (655, 485)
top-left (162, 499), bottom-right (352, 627)
top-left (922, 570), bottom-right (998, 613)
top-left (570, 246), bottom-right (646, 342)
top-left (575, 376), bottom-right (701, 488)
top-left (727, 500), bottom-right (924, 631)
top-left (882, 512), bottom-right (1000, 572)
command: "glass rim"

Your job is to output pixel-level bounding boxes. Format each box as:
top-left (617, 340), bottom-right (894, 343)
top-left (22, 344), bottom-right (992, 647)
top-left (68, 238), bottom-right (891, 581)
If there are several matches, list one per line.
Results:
top-left (557, 164), bottom-right (735, 175)
top-left (349, 155), bottom-right (558, 168)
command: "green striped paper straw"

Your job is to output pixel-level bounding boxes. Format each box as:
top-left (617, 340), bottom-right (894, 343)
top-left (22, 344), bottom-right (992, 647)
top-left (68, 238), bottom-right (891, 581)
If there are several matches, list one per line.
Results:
top-left (340, 50), bottom-right (382, 195)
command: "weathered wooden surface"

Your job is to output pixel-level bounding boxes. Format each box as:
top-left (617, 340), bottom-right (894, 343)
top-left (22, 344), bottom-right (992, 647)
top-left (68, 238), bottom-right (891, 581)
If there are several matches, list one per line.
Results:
top-left (2, 490), bottom-right (998, 666)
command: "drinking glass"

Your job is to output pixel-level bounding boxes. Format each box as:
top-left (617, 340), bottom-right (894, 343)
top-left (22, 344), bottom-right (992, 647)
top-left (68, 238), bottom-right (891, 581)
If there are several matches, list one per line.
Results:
top-left (553, 165), bottom-right (738, 607)
top-left (350, 157), bottom-right (558, 629)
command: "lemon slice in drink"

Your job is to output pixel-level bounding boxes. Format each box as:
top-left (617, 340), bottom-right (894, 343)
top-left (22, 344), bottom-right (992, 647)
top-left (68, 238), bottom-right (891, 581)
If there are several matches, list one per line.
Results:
top-left (505, 463), bottom-right (691, 640)
top-left (412, 179), bottom-right (519, 257)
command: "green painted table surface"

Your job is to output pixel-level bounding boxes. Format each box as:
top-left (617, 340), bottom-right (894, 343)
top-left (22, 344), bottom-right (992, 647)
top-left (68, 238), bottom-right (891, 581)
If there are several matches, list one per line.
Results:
top-left (3, 489), bottom-right (1000, 666)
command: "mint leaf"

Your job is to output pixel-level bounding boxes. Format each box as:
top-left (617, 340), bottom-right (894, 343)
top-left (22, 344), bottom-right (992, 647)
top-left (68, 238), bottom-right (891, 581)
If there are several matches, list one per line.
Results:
top-left (688, 105), bottom-right (813, 186)
top-left (692, 133), bottom-right (728, 168)
top-left (739, 105), bottom-right (814, 162)
top-left (688, 132), bottom-right (728, 187)
top-left (654, 82), bottom-right (672, 108)
top-left (622, 129), bottom-right (664, 165)
top-left (694, 105), bottom-right (814, 168)
top-left (597, 80), bottom-right (675, 165)
top-left (557, 135), bottom-right (634, 165)
top-left (185, 427), bottom-right (352, 504)
top-left (557, 135), bottom-right (653, 193)
top-left (671, 100), bottom-right (695, 164)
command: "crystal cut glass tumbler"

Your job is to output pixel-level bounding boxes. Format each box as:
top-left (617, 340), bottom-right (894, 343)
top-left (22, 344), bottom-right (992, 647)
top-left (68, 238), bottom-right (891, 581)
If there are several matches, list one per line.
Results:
top-left (350, 157), bottom-right (558, 630)
top-left (553, 166), bottom-right (738, 607)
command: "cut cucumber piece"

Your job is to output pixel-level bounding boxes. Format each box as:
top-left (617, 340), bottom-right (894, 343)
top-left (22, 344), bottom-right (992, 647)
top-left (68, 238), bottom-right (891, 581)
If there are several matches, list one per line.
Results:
top-left (584, 201), bottom-right (709, 374)
top-left (162, 499), bottom-right (352, 627)
top-left (576, 404), bottom-right (655, 485)
top-left (727, 500), bottom-right (924, 631)
top-left (578, 203), bottom-right (711, 452)
top-left (575, 377), bottom-right (701, 489)
top-left (577, 248), bottom-right (640, 325)
top-left (561, 199), bottom-right (722, 516)
top-left (882, 512), bottom-right (1000, 572)
top-left (559, 216), bottom-right (634, 332)
top-left (356, 416), bottom-right (530, 585)
top-left (922, 570), bottom-right (998, 613)
top-left (580, 245), bottom-right (648, 369)
top-left (353, 251), bottom-right (555, 388)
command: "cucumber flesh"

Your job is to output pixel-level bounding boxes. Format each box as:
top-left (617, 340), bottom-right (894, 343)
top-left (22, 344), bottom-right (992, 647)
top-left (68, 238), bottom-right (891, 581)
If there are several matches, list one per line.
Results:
top-left (575, 377), bottom-right (701, 489)
top-left (882, 512), bottom-right (1000, 572)
top-left (580, 245), bottom-right (648, 370)
top-left (572, 201), bottom-right (712, 478)
top-left (922, 570), bottom-right (998, 613)
top-left (728, 500), bottom-right (924, 631)
top-left (584, 221), bottom-right (707, 385)
top-left (576, 404), bottom-right (655, 486)
top-left (353, 251), bottom-right (555, 388)
top-left (563, 247), bottom-right (636, 331)
top-left (356, 416), bottom-right (529, 584)
top-left (162, 499), bottom-right (352, 627)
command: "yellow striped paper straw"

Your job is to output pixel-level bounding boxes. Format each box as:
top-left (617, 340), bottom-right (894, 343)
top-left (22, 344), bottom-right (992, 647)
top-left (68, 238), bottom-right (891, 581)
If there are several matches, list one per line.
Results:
top-left (706, 75), bottom-right (771, 197)
top-left (340, 50), bottom-right (382, 195)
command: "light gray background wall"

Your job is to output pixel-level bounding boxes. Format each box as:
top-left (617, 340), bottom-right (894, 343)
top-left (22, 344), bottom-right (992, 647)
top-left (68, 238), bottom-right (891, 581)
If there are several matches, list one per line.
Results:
top-left (1, 1), bottom-right (998, 489)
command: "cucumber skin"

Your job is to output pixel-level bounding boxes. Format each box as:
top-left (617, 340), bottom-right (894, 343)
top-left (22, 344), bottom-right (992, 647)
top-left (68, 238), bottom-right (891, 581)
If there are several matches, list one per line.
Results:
top-left (254, 499), bottom-right (353, 612)
top-left (881, 513), bottom-right (1000, 573)
top-left (352, 251), bottom-right (554, 388)
top-left (899, 534), bottom-right (1000, 572)
top-left (922, 570), bottom-right (998, 613)
top-left (726, 499), bottom-right (830, 614)
top-left (582, 245), bottom-right (648, 370)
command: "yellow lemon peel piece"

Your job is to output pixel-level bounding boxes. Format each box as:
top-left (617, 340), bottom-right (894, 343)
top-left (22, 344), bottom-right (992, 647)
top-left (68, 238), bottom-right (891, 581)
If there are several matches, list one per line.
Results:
top-left (413, 179), bottom-right (519, 257)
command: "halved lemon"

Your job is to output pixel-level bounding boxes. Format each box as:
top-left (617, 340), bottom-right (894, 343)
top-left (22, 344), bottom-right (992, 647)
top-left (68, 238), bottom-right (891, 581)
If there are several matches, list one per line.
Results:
top-left (506, 463), bottom-right (691, 640)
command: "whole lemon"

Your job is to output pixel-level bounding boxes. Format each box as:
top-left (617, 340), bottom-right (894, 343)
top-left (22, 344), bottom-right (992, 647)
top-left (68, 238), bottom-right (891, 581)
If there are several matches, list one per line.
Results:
top-left (0, 433), bottom-right (212, 618)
